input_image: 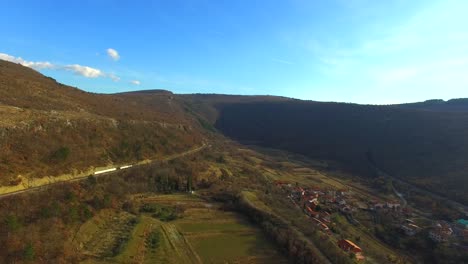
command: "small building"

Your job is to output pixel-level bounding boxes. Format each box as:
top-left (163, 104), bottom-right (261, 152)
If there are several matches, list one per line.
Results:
top-left (338, 239), bottom-right (362, 253)
top-left (373, 201), bottom-right (385, 210)
top-left (337, 239), bottom-right (365, 261)
top-left (429, 223), bottom-right (453, 242)
top-left (312, 218), bottom-right (329, 231)
top-left (306, 206), bottom-right (319, 218)
top-left (401, 223), bottom-right (421, 236)
top-left (318, 223), bottom-right (330, 232)
top-left (387, 201), bottom-right (401, 210)
top-left (319, 212), bottom-right (331, 223)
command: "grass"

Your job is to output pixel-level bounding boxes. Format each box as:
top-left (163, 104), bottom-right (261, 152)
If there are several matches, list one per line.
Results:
top-left (76, 194), bottom-right (286, 263)
top-left (113, 215), bottom-right (159, 263)
top-left (241, 191), bottom-right (274, 214)
top-left (178, 221), bottom-right (252, 233)
top-left (190, 232), bottom-right (281, 263)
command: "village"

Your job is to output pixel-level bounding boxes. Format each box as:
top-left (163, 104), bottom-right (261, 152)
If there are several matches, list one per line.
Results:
top-left (274, 180), bottom-right (468, 262)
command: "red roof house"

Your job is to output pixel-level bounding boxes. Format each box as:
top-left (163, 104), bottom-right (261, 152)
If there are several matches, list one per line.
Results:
top-left (338, 239), bottom-right (362, 253)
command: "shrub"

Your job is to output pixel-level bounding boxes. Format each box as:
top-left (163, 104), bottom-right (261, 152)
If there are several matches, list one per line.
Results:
top-left (49, 146), bottom-right (70, 162)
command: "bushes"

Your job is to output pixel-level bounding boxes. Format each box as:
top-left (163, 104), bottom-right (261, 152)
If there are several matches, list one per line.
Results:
top-left (49, 146), bottom-right (70, 163)
top-left (146, 230), bottom-right (161, 249)
top-left (140, 203), bottom-right (178, 222)
top-left (4, 214), bottom-right (21, 232)
top-left (23, 243), bottom-right (35, 261)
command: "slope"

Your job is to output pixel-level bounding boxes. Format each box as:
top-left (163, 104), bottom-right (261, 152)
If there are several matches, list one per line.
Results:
top-left (0, 60), bottom-right (204, 185)
top-left (183, 94), bottom-right (468, 205)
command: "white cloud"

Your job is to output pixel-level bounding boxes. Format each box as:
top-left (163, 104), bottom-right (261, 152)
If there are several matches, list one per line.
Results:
top-left (0, 53), bottom-right (55, 70)
top-left (108, 73), bottom-right (120, 82)
top-left (0, 52), bottom-right (121, 81)
top-left (63, 64), bottom-right (104, 78)
top-left (130, 80), bottom-right (141, 85)
top-left (106, 48), bottom-right (120, 61)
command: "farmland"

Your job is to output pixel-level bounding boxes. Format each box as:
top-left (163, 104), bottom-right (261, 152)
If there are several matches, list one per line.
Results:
top-left (74, 194), bottom-right (286, 263)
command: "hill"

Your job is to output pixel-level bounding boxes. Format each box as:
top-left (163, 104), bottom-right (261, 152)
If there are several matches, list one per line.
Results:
top-left (182, 94), bottom-right (468, 205)
top-left (2, 59), bottom-right (467, 205)
top-left (397, 98), bottom-right (468, 112)
top-left (0, 60), bottom-right (204, 184)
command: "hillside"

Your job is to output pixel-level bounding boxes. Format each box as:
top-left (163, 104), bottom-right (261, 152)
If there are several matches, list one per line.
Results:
top-left (0, 60), bottom-right (204, 185)
top-left (182, 95), bottom-right (468, 205)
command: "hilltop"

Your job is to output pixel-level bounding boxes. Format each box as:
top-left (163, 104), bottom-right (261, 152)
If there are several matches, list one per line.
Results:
top-left (0, 60), bottom-right (204, 184)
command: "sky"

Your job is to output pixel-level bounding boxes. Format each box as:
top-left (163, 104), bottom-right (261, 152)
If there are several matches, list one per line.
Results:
top-left (1, 0), bottom-right (467, 104)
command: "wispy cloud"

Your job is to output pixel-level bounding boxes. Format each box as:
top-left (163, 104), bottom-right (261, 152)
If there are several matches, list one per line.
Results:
top-left (271, 58), bottom-right (294, 65)
top-left (0, 53), bottom-right (55, 70)
top-left (130, 80), bottom-right (141, 85)
top-left (108, 73), bottom-right (120, 82)
top-left (106, 48), bottom-right (120, 61)
top-left (0, 52), bottom-right (120, 81)
top-left (63, 64), bottom-right (104, 78)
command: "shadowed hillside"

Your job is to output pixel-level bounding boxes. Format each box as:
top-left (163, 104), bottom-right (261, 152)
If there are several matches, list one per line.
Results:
top-left (183, 95), bottom-right (468, 205)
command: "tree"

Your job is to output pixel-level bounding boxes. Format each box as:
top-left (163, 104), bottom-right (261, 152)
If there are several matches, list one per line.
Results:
top-left (187, 173), bottom-right (193, 192)
top-left (4, 214), bottom-right (21, 233)
top-left (23, 243), bottom-right (35, 261)
top-left (49, 146), bottom-right (70, 162)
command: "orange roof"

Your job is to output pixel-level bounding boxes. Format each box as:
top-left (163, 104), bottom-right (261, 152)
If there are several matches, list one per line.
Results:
top-left (343, 240), bottom-right (362, 251)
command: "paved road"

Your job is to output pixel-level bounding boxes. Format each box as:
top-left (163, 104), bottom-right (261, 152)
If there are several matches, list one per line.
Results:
top-left (0, 144), bottom-right (207, 199)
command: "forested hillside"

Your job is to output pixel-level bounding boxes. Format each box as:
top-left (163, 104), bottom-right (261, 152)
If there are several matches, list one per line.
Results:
top-left (184, 95), bottom-right (468, 205)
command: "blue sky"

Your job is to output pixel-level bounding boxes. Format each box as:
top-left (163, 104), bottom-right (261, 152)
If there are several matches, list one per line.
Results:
top-left (1, 0), bottom-right (467, 104)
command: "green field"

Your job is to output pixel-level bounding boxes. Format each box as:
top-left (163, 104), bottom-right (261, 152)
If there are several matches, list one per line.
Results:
top-left (74, 194), bottom-right (286, 264)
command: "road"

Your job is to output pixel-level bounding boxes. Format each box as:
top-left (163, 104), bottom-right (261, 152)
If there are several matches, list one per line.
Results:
top-left (0, 144), bottom-right (207, 199)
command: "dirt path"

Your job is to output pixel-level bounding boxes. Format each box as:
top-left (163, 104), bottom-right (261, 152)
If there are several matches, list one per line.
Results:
top-left (0, 144), bottom-right (207, 199)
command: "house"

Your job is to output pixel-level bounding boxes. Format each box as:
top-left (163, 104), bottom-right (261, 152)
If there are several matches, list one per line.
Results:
top-left (306, 206), bottom-right (319, 218)
top-left (311, 218), bottom-right (330, 233)
top-left (387, 201), bottom-right (401, 210)
top-left (318, 223), bottom-right (330, 232)
top-left (338, 239), bottom-right (363, 253)
top-left (337, 239), bottom-right (365, 261)
top-left (373, 201), bottom-right (385, 210)
top-left (401, 223), bottom-right (421, 236)
top-left (319, 212), bottom-right (331, 223)
top-left (429, 223), bottom-right (453, 242)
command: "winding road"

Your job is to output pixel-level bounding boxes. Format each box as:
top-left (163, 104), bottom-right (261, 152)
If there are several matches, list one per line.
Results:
top-left (0, 144), bottom-right (208, 199)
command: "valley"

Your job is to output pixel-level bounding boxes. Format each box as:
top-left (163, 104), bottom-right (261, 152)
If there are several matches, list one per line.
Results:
top-left (0, 60), bottom-right (467, 263)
